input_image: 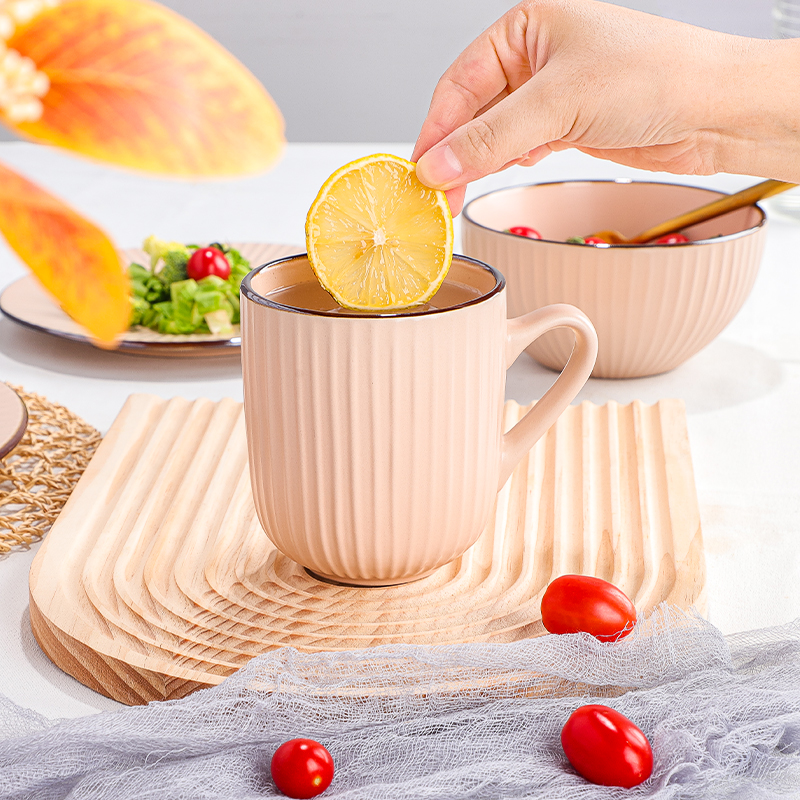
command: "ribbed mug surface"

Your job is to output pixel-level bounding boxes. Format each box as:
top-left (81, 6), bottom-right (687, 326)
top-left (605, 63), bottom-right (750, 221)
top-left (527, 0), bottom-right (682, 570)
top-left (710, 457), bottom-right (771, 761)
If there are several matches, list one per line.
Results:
top-left (242, 255), bottom-right (506, 585)
top-left (463, 181), bottom-right (767, 379)
top-left (242, 254), bottom-right (596, 585)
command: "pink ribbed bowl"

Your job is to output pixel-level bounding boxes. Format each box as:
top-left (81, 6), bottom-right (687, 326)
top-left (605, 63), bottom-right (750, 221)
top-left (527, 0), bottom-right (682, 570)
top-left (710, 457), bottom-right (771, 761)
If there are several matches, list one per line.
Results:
top-left (462, 179), bottom-right (767, 378)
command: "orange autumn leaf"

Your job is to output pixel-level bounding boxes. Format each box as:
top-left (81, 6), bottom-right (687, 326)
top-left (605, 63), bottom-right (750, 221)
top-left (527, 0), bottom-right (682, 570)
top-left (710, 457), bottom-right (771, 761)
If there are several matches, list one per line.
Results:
top-left (4, 0), bottom-right (284, 176)
top-left (0, 161), bottom-right (129, 343)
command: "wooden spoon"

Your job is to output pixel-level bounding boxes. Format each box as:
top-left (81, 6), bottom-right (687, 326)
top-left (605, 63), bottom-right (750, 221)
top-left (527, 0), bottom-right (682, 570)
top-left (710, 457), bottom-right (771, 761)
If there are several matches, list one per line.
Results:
top-left (587, 179), bottom-right (795, 244)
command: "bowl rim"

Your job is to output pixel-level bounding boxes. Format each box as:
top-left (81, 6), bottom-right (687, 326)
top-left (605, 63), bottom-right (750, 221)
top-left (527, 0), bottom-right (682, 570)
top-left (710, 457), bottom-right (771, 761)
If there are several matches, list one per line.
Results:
top-left (462, 178), bottom-right (767, 247)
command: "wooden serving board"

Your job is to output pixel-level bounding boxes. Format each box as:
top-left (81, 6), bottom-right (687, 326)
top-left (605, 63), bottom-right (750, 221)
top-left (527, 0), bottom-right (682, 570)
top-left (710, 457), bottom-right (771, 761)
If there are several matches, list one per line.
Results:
top-left (29, 395), bottom-right (705, 705)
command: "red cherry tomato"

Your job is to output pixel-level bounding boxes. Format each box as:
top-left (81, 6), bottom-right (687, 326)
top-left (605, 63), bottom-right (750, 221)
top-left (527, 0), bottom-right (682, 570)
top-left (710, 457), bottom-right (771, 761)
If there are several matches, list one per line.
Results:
top-left (507, 225), bottom-right (542, 239)
top-left (270, 738), bottom-right (334, 799)
top-left (187, 246), bottom-right (231, 281)
top-left (561, 704), bottom-right (653, 787)
top-left (541, 574), bottom-right (636, 641)
top-left (653, 232), bottom-right (689, 244)
top-left (582, 235), bottom-right (608, 245)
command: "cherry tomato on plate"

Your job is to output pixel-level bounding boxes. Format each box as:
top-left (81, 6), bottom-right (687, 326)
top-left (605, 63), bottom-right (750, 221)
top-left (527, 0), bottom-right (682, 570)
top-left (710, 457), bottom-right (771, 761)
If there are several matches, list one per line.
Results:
top-left (506, 225), bottom-right (542, 239)
top-left (653, 232), bottom-right (690, 244)
top-left (541, 574), bottom-right (636, 641)
top-left (582, 235), bottom-right (608, 245)
top-left (187, 246), bottom-right (231, 281)
top-left (561, 704), bottom-right (653, 787)
top-left (270, 738), bottom-right (334, 798)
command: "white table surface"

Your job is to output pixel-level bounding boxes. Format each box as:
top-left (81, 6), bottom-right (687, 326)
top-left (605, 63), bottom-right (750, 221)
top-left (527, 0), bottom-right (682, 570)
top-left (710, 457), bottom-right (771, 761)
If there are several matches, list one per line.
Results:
top-left (0, 141), bottom-right (798, 720)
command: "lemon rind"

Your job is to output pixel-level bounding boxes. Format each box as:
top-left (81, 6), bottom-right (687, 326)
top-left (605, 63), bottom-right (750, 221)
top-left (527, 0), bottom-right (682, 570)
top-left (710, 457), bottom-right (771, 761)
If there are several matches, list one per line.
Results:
top-left (305, 153), bottom-right (454, 312)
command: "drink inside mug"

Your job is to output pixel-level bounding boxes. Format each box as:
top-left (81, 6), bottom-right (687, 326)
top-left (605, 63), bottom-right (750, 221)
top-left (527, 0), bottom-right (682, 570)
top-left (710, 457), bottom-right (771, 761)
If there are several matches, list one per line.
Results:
top-left (247, 254), bottom-right (500, 315)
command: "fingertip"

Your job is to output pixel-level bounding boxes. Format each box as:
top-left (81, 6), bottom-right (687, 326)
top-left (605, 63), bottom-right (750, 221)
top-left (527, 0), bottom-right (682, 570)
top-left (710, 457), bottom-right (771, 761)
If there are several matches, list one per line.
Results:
top-left (517, 144), bottom-right (553, 167)
top-left (410, 134), bottom-right (428, 164)
top-left (415, 144), bottom-right (464, 191)
top-left (445, 186), bottom-right (467, 217)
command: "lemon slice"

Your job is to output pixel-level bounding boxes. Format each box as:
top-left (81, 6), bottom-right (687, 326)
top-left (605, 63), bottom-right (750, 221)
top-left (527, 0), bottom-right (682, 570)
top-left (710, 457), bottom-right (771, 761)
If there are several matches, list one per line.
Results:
top-left (305, 153), bottom-right (454, 311)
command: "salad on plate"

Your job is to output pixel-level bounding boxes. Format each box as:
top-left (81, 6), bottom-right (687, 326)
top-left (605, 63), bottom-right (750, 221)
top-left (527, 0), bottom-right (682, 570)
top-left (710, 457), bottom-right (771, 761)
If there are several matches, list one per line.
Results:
top-left (128, 237), bottom-right (251, 336)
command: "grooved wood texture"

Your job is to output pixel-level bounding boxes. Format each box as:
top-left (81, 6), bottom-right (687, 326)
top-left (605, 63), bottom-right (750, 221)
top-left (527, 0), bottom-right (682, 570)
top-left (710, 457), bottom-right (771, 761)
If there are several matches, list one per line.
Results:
top-left (29, 395), bottom-right (705, 705)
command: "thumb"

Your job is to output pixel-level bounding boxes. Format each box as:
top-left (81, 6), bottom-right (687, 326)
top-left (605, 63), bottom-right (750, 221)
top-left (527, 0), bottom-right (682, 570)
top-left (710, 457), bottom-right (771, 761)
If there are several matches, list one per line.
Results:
top-left (415, 73), bottom-right (572, 191)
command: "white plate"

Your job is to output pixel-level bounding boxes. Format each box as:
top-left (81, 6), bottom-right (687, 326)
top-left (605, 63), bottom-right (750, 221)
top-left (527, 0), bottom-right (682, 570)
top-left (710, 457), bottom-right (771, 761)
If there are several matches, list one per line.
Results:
top-left (0, 383), bottom-right (27, 458)
top-left (0, 242), bottom-right (300, 357)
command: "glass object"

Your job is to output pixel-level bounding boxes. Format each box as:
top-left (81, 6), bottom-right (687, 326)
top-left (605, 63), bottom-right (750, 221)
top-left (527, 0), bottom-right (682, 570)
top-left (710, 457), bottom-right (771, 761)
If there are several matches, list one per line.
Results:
top-left (770, 1), bottom-right (800, 218)
top-left (774, 0), bottom-right (800, 36)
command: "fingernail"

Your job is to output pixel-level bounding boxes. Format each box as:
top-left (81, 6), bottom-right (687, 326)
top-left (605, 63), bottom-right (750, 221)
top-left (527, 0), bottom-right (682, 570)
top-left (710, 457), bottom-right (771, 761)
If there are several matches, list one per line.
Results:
top-left (417, 144), bottom-right (462, 189)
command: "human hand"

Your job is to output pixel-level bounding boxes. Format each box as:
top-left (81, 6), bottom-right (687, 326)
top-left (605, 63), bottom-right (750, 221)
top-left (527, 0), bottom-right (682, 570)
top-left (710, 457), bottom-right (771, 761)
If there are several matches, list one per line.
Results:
top-left (412, 0), bottom-right (799, 215)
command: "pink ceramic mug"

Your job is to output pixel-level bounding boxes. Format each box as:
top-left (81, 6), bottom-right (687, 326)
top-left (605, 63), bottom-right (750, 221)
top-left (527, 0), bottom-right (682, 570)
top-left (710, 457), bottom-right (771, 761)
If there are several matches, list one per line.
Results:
top-left (241, 254), bottom-right (597, 585)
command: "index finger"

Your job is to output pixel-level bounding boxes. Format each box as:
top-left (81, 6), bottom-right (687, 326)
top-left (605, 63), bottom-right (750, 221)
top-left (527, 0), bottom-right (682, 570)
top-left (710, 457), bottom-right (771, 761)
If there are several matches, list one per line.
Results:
top-left (412, 20), bottom-right (530, 161)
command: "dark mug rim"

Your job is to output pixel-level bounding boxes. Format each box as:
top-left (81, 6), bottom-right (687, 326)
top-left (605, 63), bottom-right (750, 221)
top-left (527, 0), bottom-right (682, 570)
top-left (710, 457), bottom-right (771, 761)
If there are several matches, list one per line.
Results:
top-left (240, 252), bottom-right (505, 318)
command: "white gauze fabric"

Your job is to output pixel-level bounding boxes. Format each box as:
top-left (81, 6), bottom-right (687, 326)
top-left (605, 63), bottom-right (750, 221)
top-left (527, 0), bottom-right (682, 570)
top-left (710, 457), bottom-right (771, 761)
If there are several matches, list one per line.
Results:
top-left (0, 605), bottom-right (799, 799)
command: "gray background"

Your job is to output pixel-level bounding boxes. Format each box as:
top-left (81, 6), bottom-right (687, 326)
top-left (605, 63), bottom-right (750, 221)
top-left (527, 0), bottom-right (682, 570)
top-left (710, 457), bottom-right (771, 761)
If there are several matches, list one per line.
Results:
top-left (0, 0), bottom-right (775, 143)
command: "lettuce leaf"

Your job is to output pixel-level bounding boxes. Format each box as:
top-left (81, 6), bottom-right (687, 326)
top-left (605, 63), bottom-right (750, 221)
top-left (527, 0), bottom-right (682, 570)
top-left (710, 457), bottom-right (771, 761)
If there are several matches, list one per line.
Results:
top-left (128, 238), bottom-right (250, 334)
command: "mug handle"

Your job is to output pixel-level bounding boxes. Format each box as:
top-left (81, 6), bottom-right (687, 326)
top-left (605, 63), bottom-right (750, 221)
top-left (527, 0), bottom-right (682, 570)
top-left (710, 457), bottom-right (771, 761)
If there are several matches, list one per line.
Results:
top-left (498, 304), bottom-right (598, 489)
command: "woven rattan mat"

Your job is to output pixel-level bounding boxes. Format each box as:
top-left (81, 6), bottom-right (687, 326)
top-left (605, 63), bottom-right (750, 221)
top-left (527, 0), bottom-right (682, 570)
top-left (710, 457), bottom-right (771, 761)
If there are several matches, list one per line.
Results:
top-left (0, 384), bottom-right (100, 554)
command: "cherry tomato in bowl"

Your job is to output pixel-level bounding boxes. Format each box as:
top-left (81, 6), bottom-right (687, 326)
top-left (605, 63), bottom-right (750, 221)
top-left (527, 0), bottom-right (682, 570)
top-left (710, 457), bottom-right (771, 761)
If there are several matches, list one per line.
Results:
top-left (561, 704), bottom-right (653, 787)
top-left (506, 225), bottom-right (542, 239)
top-left (270, 738), bottom-right (334, 798)
top-left (187, 246), bottom-right (231, 281)
top-left (653, 232), bottom-right (690, 244)
top-left (541, 574), bottom-right (636, 641)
